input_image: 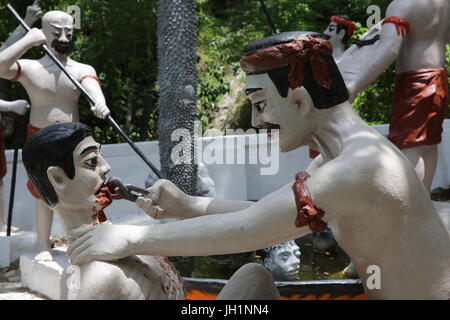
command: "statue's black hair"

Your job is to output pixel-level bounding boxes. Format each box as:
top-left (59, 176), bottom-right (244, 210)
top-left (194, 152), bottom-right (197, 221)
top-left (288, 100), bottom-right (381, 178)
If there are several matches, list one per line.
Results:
top-left (244, 31), bottom-right (349, 109)
top-left (334, 15), bottom-right (352, 43)
top-left (22, 122), bottom-right (92, 207)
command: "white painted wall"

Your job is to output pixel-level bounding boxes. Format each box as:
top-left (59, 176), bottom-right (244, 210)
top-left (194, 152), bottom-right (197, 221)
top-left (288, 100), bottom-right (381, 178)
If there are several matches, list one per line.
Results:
top-left (4, 120), bottom-right (450, 235)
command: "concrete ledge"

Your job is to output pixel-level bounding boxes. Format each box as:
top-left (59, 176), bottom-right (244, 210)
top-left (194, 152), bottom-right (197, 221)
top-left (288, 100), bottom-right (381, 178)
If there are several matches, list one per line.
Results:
top-left (0, 231), bottom-right (36, 269)
top-left (20, 247), bottom-right (70, 300)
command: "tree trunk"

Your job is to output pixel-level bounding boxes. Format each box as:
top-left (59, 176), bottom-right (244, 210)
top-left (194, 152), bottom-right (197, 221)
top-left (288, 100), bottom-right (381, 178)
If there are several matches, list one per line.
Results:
top-left (157, 0), bottom-right (198, 195)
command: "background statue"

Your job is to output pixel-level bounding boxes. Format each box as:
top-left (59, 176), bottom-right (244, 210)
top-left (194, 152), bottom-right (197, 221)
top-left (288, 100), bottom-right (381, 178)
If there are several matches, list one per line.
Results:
top-left (156, 0), bottom-right (198, 195)
top-left (323, 15), bottom-right (355, 59)
top-left (338, 0), bottom-right (450, 193)
top-left (261, 240), bottom-right (301, 281)
top-left (68, 32), bottom-right (450, 299)
top-left (0, 1), bottom-right (42, 233)
top-left (0, 9), bottom-right (110, 259)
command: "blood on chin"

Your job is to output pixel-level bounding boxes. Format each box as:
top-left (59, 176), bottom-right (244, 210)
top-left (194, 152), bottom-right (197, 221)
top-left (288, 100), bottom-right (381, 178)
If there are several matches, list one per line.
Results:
top-left (92, 182), bottom-right (115, 226)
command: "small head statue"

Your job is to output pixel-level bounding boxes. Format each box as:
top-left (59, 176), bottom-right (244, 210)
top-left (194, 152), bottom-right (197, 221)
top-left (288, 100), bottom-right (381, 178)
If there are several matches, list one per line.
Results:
top-left (42, 10), bottom-right (75, 55)
top-left (22, 122), bottom-right (111, 212)
top-left (240, 31), bottom-right (349, 152)
top-left (262, 240), bottom-right (301, 281)
top-left (324, 15), bottom-right (355, 45)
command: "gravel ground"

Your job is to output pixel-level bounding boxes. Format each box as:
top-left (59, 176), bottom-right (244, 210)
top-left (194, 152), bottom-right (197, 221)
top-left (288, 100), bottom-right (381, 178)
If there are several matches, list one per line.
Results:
top-left (0, 264), bottom-right (47, 300)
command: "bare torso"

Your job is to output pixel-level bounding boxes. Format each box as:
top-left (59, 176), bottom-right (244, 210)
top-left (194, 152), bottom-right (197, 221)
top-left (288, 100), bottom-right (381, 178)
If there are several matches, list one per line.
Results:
top-left (18, 56), bottom-right (94, 128)
top-left (77, 255), bottom-right (186, 300)
top-left (392, 0), bottom-right (450, 73)
top-left (306, 121), bottom-right (450, 299)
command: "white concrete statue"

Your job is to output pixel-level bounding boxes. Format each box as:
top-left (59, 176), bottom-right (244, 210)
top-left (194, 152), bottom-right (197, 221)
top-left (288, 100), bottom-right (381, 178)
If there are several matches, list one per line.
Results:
top-left (262, 240), bottom-right (301, 281)
top-left (22, 122), bottom-right (185, 300)
top-left (0, 1), bottom-right (42, 233)
top-left (0, 9), bottom-right (110, 258)
top-left (22, 122), bottom-right (280, 300)
top-left (67, 32), bottom-right (450, 299)
top-left (323, 15), bottom-right (355, 59)
top-left (337, 0), bottom-right (450, 192)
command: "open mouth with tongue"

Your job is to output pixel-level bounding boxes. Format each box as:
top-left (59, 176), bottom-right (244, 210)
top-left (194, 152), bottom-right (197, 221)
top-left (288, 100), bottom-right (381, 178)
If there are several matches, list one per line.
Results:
top-left (93, 180), bottom-right (117, 225)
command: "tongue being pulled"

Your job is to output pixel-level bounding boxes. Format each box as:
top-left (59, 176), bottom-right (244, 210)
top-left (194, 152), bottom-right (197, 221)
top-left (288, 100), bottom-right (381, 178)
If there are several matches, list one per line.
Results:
top-left (93, 181), bottom-right (116, 225)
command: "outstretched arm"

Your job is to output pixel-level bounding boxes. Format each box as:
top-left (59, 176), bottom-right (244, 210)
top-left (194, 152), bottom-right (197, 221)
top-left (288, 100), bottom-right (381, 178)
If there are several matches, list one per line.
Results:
top-left (135, 179), bottom-right (255, 220)
top-left (338, 1), bottom-right (410, 100)
top-left (0, 99), bottom-right (30, 115)
top-left (67, 161), bottom-right (344, 265)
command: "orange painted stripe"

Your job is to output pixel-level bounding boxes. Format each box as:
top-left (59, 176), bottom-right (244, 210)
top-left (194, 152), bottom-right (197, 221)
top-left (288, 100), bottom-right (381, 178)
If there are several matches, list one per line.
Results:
top-left (186, 290), bottom-right (369, 300)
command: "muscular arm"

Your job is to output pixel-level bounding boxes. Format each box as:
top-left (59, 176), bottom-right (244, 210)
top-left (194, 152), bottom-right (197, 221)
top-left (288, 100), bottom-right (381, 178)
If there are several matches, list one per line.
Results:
top-left (80, 65), bottom-right (110, 119)
top-left (190, 197), bottom-right (255, 216)
top-left (68, 161), bottom-right (345, 264)
top-left (0, 29), bottom-right (44, 80)
top-left (338, 1), bottom-right (409, 99)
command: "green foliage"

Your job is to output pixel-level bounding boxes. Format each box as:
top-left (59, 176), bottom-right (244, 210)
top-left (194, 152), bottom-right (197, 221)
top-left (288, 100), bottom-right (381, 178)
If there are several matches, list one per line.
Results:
top-left (0, 0), bottom-right (158, 146)
top-left (0, 0), bottom-right (448, 146)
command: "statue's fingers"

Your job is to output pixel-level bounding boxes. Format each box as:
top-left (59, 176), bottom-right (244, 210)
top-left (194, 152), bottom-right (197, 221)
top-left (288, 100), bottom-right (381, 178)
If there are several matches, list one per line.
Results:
top-left (136, 197), bottom-right (154, 215)
top-left (67, 233), bottom-right (92, 257)
top-left (68, 240), bottom-right (92, 264)
top-left (148, 182), bottom-right (162, 203)
top-left (68, 225), bottom-right (94, 242)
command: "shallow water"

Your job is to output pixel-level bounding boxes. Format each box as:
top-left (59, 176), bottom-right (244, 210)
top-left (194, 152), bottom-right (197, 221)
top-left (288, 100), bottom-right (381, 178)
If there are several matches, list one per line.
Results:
top-left (188, 234), bottom-right (355, 281)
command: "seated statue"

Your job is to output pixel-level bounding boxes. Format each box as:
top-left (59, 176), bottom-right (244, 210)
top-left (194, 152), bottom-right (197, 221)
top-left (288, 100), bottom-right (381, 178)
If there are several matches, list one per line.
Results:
top-left (22, 122), bottom-right (186, 300)
top-left (22, 122), bottom-right (280, 300)
top-left (67, 32), bottom-right (450, 299)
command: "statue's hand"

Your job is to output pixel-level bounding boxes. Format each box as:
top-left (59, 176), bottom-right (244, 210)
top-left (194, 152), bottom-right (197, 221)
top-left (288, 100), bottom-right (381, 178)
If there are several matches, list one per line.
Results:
top-left (24, 0), bottom-right (43, 26)
top-left (136, 179), bottom-right (198, 220)
top-left (8, 100), bottom-right (30, 115)
top-left (25, 28), bottom-right (46, 47)
top-left (67, 224), bottom-right (138, 265)
top-left (91, 101), bottom-right (110, 119)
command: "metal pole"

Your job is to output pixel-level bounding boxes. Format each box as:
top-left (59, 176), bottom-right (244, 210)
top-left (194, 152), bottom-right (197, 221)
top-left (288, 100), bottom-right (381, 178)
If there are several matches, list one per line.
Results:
top-left (258, 0), bottom-right (278, 34)
top-left (6, 3), bottom-right (162, 178)
top-left (6, 148), bottom-right (18, 236)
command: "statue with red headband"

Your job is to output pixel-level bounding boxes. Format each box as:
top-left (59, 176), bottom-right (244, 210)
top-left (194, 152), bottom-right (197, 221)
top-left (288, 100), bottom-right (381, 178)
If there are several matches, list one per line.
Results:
top-left (338, 0), bottom-right (450, 193)
top-left (67, 31), bottom-right (450, 299)
top-left (323, 15), bottom-right (355, 59)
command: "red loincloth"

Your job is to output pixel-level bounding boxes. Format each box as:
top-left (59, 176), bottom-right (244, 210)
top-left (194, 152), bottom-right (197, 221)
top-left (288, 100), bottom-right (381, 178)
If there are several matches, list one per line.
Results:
top-left (388, 68), bottom-right (449, 150)
top-left (26, 124), bottom-right (42, 199)
top-left (0, 125), bottom-right (6, 179)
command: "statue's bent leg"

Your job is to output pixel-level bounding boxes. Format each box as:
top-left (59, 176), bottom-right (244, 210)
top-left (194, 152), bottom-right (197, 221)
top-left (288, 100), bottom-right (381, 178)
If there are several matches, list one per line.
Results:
top-left (217, 263), bottom-right (280, 300)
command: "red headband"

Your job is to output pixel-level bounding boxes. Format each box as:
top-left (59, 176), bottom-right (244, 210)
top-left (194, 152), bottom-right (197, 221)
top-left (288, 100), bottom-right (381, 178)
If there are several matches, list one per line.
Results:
top-left (240, 36), bottom-right (333, 90)
top-left (330, 16), bottom-right (355, 37)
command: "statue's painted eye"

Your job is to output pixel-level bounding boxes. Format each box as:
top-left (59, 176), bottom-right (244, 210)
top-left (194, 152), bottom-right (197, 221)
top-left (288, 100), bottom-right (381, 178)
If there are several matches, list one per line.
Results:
top-left (253, 101), bottom-right (267, 113)
top-left (85, 157), bottom-right (98, 168)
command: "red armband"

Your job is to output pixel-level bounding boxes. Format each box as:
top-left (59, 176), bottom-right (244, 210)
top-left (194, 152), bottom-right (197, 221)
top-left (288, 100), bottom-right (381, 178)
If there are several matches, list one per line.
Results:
top-left (10, 61), bottom-right (22, 83)
top-left (292, 172), bottom-right (327, 233)
top-left (80, 75), bottom-right (101, 84)
top-left (382, 16), bottom-right (410, 37)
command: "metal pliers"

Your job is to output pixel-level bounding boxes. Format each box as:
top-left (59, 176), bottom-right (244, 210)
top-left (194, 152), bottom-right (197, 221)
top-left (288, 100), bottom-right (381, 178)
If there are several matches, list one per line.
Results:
top-left (108, 177), bottom-right (150, 202)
